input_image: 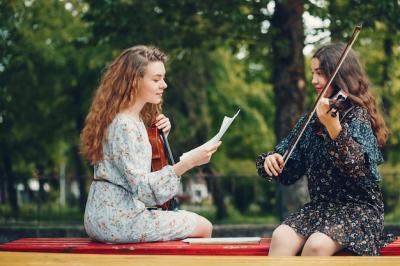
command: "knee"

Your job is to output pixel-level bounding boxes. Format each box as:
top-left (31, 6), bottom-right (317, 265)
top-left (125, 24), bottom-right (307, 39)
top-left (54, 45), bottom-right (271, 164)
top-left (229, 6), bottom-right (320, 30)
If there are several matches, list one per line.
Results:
top-left (271, 225), bottom-right (294, 244)
top-left (200, 217), bottom-right (213, 237)
top-left (302, 240), bottom-right (323, 255)
top-left (301, 233), bottom-right (341, 256)
top-left (271, 227), bottom-right (284, 240)
top-left (191, 216), bottom-right (212, 238)
top-left (302, 238), bottom-right (332, 256)
top-left (269, 225), bottom-right (305, 256)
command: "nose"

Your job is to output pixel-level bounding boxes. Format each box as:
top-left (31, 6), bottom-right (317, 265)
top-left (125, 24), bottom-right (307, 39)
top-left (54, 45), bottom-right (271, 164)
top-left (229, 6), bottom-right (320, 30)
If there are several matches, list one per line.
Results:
top-left (311, 75), bottom-right (318, 86)
top-left (161, 79), bottom-right (167, 90)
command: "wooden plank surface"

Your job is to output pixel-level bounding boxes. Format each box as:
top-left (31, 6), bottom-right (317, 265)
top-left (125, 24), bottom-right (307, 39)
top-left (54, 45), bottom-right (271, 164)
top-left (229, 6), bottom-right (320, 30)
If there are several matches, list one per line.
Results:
top-left (2, 237), bottom-right (400, 256)
top-left (0, 238), bottom-right (270, 255)
top-left (1, 252), bottom-right (400, 266)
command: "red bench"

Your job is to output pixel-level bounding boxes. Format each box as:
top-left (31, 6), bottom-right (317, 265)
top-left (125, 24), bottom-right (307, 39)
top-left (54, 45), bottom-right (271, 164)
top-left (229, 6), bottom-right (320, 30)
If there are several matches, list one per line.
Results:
top-left (1, 237), bottom-right (399, 256)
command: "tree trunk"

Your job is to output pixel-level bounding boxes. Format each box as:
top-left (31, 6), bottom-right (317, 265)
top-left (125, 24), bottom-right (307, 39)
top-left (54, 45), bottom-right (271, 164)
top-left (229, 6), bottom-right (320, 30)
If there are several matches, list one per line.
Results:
top-left (0, 163), bottom-right (6, 203)
top-left (72, 85), bottom-right (87, 213)
top-left (270, 0), bottom-right (308, 221)
top-left (327, 1), bottom-right (342, 42)
top-left (3, 152), bottom-right (19, 217)
top-left (72, 145), bottom-right (87, 212)
top-left (203, 165), bottom-right (227, 220)
top-left (37, 164), bottom-right (46, 204)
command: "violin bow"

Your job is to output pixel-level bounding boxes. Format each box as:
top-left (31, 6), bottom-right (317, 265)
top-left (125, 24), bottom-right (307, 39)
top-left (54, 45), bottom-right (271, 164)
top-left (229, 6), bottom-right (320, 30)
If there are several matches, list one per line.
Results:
top-left (160, 130), bottom-right (175, 165)
top-left (160, 129), bottom-right (179, 210)
top-left (281, 24), bottom-right (362, 168)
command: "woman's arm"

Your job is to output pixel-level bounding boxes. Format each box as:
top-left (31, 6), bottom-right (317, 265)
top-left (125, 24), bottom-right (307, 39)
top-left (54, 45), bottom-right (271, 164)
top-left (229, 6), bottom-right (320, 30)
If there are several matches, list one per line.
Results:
top-left (324, 120), bottom-right (382, 179)
top-left (323, 107), bottom-right (383, 179)
top-left (256, 115), bottom-right (308, 185)
top-left (109, 116), bottom-right (221, 205)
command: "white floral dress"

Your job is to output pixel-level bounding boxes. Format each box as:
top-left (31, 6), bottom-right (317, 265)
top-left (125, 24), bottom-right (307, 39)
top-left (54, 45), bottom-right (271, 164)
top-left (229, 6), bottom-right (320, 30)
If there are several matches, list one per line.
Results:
top-left (84, 113), bottom-right (197, 243)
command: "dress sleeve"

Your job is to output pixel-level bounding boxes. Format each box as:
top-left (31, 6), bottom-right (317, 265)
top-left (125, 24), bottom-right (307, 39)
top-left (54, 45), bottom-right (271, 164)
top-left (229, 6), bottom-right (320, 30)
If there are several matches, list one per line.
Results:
top-left (108, 118), bottom-right (180, 206)
top-left (324, 110), bottom-right (383, 181)
top-left (256, 116), bottom-right (307, 185)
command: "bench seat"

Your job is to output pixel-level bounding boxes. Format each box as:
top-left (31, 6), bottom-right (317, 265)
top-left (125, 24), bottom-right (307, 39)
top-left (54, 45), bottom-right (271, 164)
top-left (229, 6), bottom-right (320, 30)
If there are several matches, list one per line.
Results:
top-left (1, 237), bottom-right (399, 256)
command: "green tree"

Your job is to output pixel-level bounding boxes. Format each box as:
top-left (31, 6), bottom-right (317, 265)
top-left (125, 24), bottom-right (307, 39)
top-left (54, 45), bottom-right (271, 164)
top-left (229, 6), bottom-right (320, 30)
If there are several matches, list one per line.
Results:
top-left (269, 0), bottom-right (308, 221)
top-left (0, 0), bottom-right (94, 214)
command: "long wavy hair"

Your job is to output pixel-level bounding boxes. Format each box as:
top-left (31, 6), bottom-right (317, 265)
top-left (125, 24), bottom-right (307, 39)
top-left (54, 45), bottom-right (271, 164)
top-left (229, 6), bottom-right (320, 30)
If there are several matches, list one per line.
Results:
top-left (80, 45), bottom-right (167, 164)
top-left (313, 43), bottom-right (389, 147)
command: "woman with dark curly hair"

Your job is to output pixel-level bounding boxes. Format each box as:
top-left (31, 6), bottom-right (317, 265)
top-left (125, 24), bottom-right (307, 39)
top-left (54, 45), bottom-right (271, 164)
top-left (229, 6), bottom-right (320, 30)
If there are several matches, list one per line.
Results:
top-left (256, 43), bottom-right (394, 256)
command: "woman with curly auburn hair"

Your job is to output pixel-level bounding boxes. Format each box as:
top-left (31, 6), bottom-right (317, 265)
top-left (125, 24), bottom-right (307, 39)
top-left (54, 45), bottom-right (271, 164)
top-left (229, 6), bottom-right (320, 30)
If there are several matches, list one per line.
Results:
top-left (81, 45), bottom-right (220, 243)
top-left (256, 43), bottom-right (394, 256)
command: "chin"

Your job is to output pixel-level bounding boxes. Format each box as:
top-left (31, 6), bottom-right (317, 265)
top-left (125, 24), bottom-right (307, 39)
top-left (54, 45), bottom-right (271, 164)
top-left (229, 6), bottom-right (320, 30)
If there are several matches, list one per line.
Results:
top-left (150, 99), bottom-right (162, 105)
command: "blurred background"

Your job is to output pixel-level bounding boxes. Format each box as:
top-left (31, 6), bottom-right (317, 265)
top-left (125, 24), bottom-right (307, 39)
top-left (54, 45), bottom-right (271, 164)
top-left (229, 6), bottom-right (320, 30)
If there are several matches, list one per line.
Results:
top-left (1, 0), bottom-right (399, 241)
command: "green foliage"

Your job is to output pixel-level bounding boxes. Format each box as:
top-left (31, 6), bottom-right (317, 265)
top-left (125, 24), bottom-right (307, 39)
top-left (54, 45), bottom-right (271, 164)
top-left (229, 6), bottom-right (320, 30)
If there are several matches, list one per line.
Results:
top-left (231, 177), bottom-right (255, 213)
top-left (219, 175), bottom-right (277, 216)
top-left (385, 206), bottom-right (400, 223)
top-left (380, 166), bottom-right (400, 214)
top-left (382, 176), bottom-right (400, 214)
top-left (204, 48), bottom-right (275, 174)
top-left (1, 0), bottom-right (88, 176)
top-left (1, 0), bottom-right (400, 224)
top-left (0, 203), bottom-right (82, 224)
top-left (185, 200), bottom-right (278, 225)
top-left (312, 0), bottom-right (400, 164)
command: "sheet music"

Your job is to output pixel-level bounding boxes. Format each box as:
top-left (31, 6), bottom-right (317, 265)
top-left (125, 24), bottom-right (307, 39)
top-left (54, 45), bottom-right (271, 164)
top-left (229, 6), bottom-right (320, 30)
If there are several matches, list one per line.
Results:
top-left (180, 109), bottom-right (240, 160)
top-left (182, 237), bottom-right (261, 244)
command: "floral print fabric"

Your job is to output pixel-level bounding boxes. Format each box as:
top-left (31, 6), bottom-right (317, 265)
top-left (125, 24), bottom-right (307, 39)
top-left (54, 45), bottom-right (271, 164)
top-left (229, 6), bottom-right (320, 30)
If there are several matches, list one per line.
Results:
top-left (256, 106), bottom-right (395, 255)
top-left (84, 113), bottom-right (197, 243)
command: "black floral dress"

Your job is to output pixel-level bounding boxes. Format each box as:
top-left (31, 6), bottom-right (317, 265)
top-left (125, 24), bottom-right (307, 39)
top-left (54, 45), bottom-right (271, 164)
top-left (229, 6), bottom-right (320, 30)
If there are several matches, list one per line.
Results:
top-left (256, 106), bottom-right (395, 255)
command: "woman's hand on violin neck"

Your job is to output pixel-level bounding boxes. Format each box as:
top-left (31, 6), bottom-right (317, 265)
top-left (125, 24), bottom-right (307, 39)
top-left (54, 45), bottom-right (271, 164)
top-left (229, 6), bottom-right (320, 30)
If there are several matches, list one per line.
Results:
top-left (316, 98), bottom-right (342, 140)
top-left (264, 153), bottom-right (283, 177)
top-left (155, 114), bottom-right (171, 135)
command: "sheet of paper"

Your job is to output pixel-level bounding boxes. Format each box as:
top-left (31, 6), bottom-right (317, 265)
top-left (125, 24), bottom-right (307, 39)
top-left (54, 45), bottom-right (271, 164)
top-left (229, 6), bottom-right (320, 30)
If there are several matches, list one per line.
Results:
top-left (182, 237), bottom-right (261, 244)
top-left (180, 109), bottom-right (240, 160)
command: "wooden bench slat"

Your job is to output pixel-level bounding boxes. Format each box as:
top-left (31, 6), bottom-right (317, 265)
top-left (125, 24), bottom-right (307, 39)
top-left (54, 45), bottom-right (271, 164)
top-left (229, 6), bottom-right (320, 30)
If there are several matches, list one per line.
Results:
top-left (1, 237), bottom-right (399, 256)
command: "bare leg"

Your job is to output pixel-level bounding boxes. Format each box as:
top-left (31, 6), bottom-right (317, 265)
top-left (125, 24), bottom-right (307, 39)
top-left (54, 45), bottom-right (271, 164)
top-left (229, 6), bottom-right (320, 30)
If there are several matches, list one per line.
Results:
top-left (268, 224), bottom-right (306, 256)
top-left (187, 215), bottom-right (212, 238)
top-left (301, 232), bottom-right (342, 256)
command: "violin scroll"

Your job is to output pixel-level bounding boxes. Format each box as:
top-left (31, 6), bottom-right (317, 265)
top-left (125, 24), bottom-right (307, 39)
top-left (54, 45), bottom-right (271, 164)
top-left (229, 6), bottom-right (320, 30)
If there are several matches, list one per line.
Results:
top-left (327, 91), bottom-right (352, 118)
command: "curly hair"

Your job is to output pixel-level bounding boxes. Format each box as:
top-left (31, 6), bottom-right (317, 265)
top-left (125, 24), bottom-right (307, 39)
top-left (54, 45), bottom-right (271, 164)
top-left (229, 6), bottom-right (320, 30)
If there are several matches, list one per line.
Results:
top-left (80, 45), bottom-right (167, 164)
top-left (313, 43), bottom-right (389, 147)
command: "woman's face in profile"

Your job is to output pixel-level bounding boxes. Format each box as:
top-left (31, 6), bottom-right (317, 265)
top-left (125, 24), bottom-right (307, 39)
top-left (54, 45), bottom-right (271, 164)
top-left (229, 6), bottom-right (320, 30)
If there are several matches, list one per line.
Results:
top-left (137, 61), bottom-right (167, 105)
top-left (311, 58), bottom-right (334, 98)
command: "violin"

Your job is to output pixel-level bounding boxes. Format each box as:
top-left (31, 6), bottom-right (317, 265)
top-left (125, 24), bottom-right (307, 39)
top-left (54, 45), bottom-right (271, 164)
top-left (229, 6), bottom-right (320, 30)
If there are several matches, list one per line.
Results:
top-left (315, 90), bottom-right (352, 135)
top-left (327, 90), bottom-right (352, 118)
top-left (147, 124), bottom-right (179, 210)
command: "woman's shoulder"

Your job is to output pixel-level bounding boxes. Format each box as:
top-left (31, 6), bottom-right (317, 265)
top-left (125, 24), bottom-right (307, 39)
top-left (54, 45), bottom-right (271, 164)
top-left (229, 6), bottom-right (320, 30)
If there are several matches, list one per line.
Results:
top-left (108, 113), bottom-right (143, 136)
top-left (345, 105), bottom-right (370, 124)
